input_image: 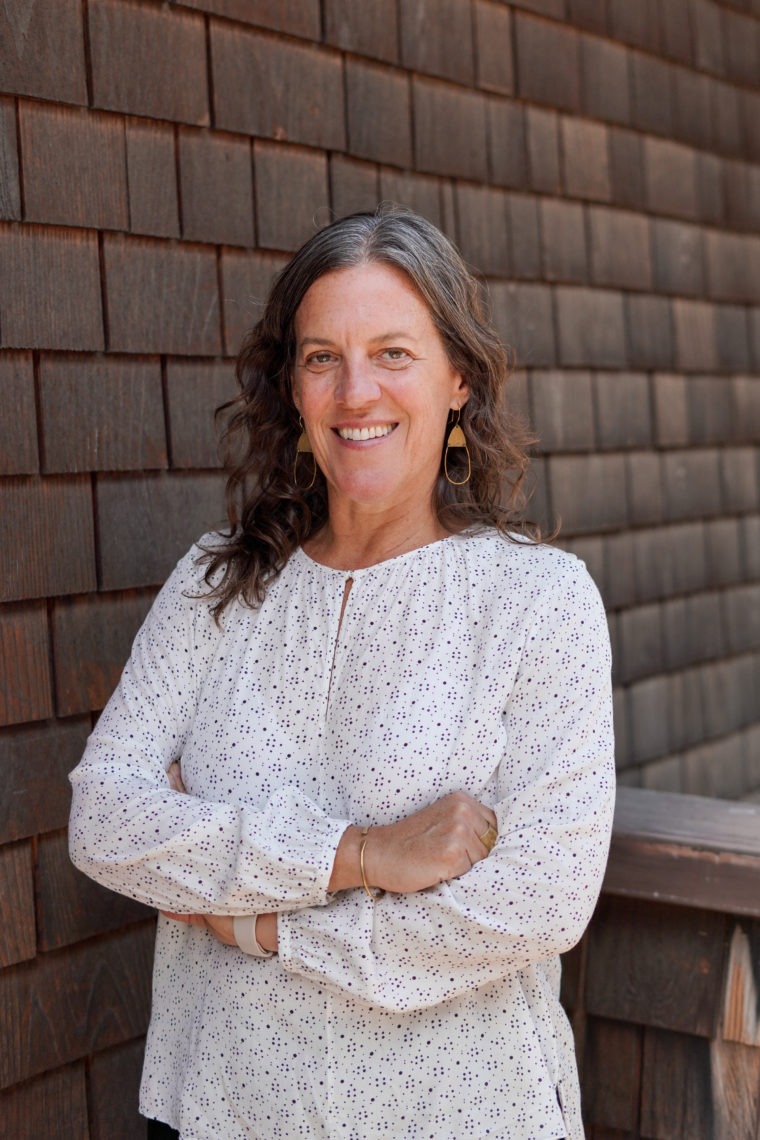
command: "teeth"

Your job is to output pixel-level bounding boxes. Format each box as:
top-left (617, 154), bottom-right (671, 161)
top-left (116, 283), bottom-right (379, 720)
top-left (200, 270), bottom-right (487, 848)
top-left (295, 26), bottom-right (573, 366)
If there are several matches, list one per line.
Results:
top-left (338, 424), bottom-right (394, 441)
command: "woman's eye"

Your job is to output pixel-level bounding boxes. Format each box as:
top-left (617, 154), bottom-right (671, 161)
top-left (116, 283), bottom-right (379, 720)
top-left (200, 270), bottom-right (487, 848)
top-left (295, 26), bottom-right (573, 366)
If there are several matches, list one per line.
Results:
top-left (381, 348), bottom-right (411, 364)
top-left (305, 352), bottom-right (336, 368)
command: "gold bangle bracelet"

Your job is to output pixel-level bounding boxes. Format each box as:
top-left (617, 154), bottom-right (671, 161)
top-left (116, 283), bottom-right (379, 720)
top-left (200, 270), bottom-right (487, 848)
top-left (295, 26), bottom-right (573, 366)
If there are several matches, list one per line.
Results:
top-left (359, 827), bottom-right (385, 901)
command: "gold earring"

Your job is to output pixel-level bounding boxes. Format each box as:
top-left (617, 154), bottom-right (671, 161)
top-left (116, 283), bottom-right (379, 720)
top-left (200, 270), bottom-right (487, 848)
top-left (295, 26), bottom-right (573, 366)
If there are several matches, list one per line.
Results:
top-left (293, 419), bottom-right (317, 489)
top-left (444, 407), bottom-right (471, 486)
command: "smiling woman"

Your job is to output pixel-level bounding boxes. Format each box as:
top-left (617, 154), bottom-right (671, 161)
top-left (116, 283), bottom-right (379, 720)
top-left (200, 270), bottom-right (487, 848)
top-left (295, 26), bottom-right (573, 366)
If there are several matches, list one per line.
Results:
top-left (68, 207), bottom-right (615, 1140)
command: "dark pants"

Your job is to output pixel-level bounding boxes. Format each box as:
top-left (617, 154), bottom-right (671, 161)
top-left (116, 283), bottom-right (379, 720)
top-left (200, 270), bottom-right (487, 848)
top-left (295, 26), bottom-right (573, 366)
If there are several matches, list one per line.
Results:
top-left (146, 1121), bottom-right (180, 1139)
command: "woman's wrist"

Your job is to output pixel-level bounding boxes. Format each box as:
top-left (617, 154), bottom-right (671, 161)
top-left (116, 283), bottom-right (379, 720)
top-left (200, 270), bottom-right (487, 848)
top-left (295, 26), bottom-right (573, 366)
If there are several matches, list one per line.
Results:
top-left (255, 912), bottom-right (278, 954)
top-left (327, 824), bottom-right (366, 893)
top-left (233, 915), bottom-right (274, 957)
top-left (359, 827), bottom-right (386, 900)
top-left (327, 823), bottom-right (390, 897)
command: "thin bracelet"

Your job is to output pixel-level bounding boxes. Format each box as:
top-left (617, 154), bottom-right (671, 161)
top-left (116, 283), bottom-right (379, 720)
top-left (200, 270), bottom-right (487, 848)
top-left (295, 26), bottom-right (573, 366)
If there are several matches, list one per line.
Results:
top-left (233, 915), bottom-right (274, 958)
top-left (359, 827), bottom-right (386, 901)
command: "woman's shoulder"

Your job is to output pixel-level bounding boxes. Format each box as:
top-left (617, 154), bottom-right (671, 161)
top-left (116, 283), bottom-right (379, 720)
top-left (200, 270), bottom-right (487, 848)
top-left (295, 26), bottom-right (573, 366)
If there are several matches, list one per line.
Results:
top-left (465, 527), bottom-right (588, 577)
top-left (153, 531), bottom-right (232, 619)
top-left (461, 528), bottom-right (604, 610)
top-left (162, 531), bottom-right (220, 588)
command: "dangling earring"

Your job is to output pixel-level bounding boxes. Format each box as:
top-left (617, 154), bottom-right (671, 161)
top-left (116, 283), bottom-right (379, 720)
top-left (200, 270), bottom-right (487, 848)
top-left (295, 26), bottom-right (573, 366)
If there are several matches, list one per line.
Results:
top-left (444, 407), bottom-right (471, 486)
top-left (293, 418), bottom-right (317, 490)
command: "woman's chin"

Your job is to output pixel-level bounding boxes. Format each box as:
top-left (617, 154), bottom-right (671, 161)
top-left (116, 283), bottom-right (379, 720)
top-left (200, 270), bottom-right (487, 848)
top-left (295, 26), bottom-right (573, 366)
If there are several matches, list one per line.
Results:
top-left (329, 481), bottom-right (400, 508)
top-left (326, 470), bottom-right (415, 511)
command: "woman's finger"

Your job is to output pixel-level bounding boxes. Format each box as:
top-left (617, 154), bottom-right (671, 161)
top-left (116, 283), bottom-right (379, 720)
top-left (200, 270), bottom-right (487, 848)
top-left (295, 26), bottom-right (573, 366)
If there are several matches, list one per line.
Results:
top-left (477, 821), bottom-right (499, 854)
top-left (160, 911), bottom-right (206, 927)
top-left (165, 912), bottom-right (208, 929)
top-left (167, 762), bottom-right (186, 794)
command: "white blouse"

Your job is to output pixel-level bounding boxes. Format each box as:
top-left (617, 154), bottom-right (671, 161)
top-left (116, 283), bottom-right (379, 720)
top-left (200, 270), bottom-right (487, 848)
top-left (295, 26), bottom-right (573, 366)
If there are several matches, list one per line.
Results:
top-left (69, 529), bottom-right (615, 1140)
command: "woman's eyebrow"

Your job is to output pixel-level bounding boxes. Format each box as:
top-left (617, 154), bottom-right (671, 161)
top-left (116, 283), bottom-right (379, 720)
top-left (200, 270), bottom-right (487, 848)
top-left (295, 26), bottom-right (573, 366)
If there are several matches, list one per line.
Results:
top-left (298, 331), bottom-right (421, 349)
top-left (370, 330), bottom-right (420, 343)
top-left (298, 336), bottom-right (335, 348)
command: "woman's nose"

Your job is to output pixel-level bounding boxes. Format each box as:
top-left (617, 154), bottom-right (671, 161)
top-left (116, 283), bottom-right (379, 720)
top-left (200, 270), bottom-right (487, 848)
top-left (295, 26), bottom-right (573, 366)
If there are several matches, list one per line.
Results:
top-left (335, 360), bottom-right (381, 406)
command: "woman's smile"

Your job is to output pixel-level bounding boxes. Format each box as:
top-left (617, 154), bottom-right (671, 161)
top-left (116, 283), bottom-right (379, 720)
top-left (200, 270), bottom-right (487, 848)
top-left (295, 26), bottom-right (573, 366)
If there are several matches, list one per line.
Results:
top-left (335, 423), bottom-right (397, 442)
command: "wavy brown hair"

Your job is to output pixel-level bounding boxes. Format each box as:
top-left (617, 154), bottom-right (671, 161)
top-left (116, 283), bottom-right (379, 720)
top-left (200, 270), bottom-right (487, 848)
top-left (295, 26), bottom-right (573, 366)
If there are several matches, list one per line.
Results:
top-left (199, 206), bottom-right (539, 616)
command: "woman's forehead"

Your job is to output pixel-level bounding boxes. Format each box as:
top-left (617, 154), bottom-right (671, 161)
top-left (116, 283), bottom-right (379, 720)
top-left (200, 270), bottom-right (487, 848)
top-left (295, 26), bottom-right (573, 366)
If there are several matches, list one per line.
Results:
top-left (294, 262), bottom-right (437, 339)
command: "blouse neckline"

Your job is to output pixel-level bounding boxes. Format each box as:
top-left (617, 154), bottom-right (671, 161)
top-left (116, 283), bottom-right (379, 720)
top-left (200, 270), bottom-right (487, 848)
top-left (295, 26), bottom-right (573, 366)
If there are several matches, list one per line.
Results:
top-left (294, 528), bottom-right (476, 579)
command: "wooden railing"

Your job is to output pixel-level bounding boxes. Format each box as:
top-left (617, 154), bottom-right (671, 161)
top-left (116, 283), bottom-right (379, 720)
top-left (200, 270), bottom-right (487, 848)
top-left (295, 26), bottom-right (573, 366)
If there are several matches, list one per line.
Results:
top-left (564, 788), bottom-right (760, 1139)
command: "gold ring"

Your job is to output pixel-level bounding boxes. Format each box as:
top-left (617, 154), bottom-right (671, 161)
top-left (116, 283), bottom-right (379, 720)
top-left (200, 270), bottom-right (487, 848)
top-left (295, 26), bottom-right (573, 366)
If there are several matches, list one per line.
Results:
top-left (479, 823), bottom-right (498, 853)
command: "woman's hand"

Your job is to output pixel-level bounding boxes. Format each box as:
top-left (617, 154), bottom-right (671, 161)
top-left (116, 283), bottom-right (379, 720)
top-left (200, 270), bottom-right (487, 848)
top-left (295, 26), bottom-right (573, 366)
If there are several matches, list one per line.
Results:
top-left (160, 911), bottom-right (279, 953)
top-left (329, 791), bottom-right (498, 895)
top-left (160, 911), bottom-right (237, 946)
top-left (368, 791), bottom-right (498, 894)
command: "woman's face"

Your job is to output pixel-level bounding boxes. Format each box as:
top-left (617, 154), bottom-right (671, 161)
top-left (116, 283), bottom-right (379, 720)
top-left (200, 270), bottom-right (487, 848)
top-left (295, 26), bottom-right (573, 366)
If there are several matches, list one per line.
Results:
top-left (291, 262), bottom-right (469, 516)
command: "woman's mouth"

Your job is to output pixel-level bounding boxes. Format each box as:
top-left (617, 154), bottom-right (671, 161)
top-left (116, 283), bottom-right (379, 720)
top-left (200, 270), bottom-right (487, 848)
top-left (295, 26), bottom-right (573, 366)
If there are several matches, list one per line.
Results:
top-left (336, 424), bottom-right (397, 441)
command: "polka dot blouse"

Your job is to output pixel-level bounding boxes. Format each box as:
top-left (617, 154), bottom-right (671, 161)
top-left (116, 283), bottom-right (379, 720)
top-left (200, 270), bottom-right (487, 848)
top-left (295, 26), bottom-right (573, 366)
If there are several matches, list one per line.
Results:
top-left (69, 528), bottom-right (615, 1140)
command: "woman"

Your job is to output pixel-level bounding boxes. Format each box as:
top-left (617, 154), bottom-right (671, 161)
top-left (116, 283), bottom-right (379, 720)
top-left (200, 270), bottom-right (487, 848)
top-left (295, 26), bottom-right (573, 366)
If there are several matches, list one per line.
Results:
top-left (69, 207), bottom-right (615, 1140)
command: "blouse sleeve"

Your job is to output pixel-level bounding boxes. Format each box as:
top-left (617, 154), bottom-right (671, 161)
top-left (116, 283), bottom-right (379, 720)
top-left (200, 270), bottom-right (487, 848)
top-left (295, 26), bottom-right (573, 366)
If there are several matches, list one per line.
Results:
top-left (277, 559), bottom-right (615, 1011)
top-left (68, 546), bottom-right (351, 914)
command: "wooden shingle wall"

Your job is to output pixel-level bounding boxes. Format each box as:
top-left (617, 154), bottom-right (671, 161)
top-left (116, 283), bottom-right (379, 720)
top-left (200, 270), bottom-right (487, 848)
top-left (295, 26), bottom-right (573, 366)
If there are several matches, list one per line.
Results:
top-left (0, 0), bottom-right (758, 1133)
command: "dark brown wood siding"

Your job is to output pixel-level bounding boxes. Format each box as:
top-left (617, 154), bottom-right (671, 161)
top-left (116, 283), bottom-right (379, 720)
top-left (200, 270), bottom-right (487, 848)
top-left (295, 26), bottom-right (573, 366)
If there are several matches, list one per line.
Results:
top-left (1, 0), bottom-right (759, 1132)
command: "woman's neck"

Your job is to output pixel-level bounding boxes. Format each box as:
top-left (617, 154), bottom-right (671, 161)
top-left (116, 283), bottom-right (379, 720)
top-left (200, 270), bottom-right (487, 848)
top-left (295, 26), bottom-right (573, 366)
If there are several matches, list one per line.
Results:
top-left (303, 502), bottom-right (451, 571)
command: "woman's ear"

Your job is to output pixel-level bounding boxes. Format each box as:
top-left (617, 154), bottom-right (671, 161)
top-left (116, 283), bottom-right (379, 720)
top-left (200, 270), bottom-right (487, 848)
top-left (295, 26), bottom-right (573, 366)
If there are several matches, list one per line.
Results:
top-left (290, 373), bottom-right (302, 414)
top-left (451, 373), bottom-right (470, 408)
